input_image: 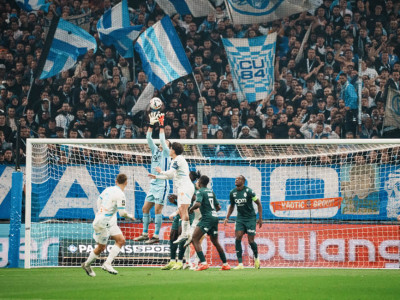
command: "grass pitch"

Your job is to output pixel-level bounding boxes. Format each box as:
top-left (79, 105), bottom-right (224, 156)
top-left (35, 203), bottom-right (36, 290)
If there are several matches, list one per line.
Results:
top-left (0, 267), bottom-right (399, 299)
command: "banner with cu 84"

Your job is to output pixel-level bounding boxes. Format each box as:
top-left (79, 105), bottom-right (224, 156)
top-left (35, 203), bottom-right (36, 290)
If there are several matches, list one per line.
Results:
top-left (2, 163), bottom-right (400, 221)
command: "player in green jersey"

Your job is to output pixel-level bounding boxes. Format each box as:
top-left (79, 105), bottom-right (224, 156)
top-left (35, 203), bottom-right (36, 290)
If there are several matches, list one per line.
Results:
top-left (161, 171), bottom-right (200, 270)
top-left (189, 175), bottom-right (231, 271)
top-left (224, 175), bottom-right (263, 269)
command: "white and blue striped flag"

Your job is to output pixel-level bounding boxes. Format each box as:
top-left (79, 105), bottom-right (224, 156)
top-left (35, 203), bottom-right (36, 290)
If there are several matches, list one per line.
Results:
top-left (16, 0), bottom-right (50, 12)
top-left (156, 0), bottom-right (214, 17)
top-left (222, 32), bottom-right (277, 103)
top-left (134, 16), bottom-right (192, 90)
top-left (97, 0), bottom-right (143, 58)
top-left (226, 0), bottom-right (315, 24)
top-left (40, 19), bottom-right (97, 79)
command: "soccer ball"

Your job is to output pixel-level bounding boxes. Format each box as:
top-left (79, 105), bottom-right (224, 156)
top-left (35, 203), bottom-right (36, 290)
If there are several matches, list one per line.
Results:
top-left (150, 97), bottom-right (163, 111)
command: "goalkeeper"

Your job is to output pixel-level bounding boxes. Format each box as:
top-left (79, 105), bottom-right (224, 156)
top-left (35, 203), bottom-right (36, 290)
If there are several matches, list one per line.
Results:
top-left (82, 173), bottom-right (135, 277)
top-left (135, 112), bottom-right (171, 244)
top-left (224, 175), bottom-right (263, 269)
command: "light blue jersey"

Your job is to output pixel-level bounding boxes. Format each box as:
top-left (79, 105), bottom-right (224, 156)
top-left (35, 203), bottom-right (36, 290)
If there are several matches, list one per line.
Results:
top-left (146, 132), bottom-right (170, 204)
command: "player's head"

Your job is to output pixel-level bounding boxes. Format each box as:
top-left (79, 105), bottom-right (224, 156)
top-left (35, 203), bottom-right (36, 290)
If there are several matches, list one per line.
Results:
top-left (171, 142), bottom-right (184, 156)
top-left (189, 170), bottom-right (201, 182)
top-left (198, 175), bottom-right (210, 188)
top-left (116, 173), bottom-right (128, 189)
top-left (235, 175), bottom-right (246, 187)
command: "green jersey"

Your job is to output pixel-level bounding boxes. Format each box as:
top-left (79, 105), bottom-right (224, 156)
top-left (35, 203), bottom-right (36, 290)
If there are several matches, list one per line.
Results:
top-left (196, 187), bottom-right (219, 218)
top-left (230, 186), bottom-right (258, 220)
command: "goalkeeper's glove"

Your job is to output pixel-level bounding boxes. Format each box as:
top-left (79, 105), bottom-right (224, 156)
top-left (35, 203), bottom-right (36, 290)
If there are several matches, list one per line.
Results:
top-left (149, 111), bottom-right (160, 128)
top-left (158, 113), bottom-right (165, 128)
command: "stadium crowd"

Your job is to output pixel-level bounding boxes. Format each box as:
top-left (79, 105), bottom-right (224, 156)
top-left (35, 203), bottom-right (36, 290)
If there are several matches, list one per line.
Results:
top-left (0, 0), bottom-right (400, 164)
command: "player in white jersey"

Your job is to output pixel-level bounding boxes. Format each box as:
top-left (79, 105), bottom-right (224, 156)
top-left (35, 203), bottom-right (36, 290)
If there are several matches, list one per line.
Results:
top-left (149, 142), bottom-right (195, 245)
top-left (134, 112), bottom-right (171, 244)
top-left (82, 174), bottom-right (135, 277)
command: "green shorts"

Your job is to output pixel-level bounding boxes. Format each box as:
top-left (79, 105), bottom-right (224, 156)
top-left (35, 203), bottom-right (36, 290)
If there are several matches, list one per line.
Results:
top-left (235, 219), bottom-right (256, 236)
top-left (171, 213), bottom-right (195, 231)
top-left (198, 216), bottom-right (219, 237)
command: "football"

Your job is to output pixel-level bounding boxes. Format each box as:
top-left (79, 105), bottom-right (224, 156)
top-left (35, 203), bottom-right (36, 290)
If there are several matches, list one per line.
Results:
top-left (150, 97), bottom-right (163, 111)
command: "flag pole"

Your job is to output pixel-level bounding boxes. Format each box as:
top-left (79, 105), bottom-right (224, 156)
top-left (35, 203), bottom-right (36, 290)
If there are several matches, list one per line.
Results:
top-left (192, 72), bottom-right (204, 139)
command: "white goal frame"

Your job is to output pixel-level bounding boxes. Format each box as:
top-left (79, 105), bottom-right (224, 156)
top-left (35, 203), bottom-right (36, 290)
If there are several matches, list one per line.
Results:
top-left (24, 138), bottom-right (400, 269)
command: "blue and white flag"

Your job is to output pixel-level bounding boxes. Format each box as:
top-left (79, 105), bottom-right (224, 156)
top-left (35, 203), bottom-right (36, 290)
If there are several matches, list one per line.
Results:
top-left (156, 0), bottom-right (214, 17)
top-left (226, 0), bottom-right (315, 25)
top-left (16, 0), bottom-right (50, 12)
top-left (134, 16), bottom-right (192, 90)
top-left (97, 0), bottom-right (143, 58)
top-left (222, 32), bottom-right (277, 103)
top-left (40, 19), bottom-right (97, 79)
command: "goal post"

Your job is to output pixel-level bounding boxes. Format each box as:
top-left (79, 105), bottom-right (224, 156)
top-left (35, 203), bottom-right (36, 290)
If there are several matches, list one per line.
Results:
top-left (24, 138), bottom-right (400, 269)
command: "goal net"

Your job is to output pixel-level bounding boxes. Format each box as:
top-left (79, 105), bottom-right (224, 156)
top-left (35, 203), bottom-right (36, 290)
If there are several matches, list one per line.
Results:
top-left (25, 138), bottom-right (400, 269)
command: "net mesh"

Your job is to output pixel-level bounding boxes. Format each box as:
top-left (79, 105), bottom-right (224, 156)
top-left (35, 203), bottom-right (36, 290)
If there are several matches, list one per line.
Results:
top-left (27, 140), bottom-right (400, 268)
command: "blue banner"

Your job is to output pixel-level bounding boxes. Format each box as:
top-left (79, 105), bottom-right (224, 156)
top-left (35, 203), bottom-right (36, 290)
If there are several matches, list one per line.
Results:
top-left (1, 162), bottom-right (399, 221)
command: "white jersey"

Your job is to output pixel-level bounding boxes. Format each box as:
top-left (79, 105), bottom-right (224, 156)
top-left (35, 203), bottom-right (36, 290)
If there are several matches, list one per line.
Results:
top-left (94, 186), bottom-right (126, 226)
top-left (156, 155), bottom-right (192, 190)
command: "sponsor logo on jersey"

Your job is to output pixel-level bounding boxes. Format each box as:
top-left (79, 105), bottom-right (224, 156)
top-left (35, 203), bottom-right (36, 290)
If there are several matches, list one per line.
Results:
top-left (235, 198), bottom-right (247, 204)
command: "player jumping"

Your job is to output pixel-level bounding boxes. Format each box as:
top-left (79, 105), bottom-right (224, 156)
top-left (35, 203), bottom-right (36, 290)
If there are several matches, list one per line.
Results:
top-left (224, 175), bottom-right (263, 269)
top-left (135, 112), bottom-right (171, 244)
top-left (82, 174), bottom-right (135, 277)
top-left (189, 175), bottom-right (231, 271)
top-left (149, 142), bottom-right (195, 245)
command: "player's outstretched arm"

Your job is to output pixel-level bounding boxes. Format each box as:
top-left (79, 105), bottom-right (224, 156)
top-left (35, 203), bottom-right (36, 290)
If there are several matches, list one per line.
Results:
top-left (147, 112), bottom-right (160, 151)
top-left (158, 113), bottom-right (170, 156)
top-left (224, 205), bottom-right (235, 225)
top-left (254, 199), bottom-right (263, 228)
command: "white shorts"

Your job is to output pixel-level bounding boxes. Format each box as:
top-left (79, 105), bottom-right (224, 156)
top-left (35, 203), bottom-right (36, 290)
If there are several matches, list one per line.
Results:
top-left (177, 184), bottom-right (195, 207)
top-left (92, 218), bottom-right (122, 245)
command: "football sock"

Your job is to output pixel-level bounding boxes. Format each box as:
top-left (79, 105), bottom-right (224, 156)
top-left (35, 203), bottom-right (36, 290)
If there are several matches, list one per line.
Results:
top-left (184, 245), bottom-right (191, 263)
top-left (105, 245), bottom-right (121, 265)
top-left (143, 213), bottom-right (150, 234)
top-left (182, 220), bottom-right (189, 236)
top-left (218, 250), bottom-right (227, 264)
top-left (196, 251), bottom-right (206, 264)
top-left (178, 242), bottom-right (185, 260)
top-left (235, 240), bottom-right (243, 264)
top-left (170, 240), bottom-right (178, 260)
top-left (155, 214), bottom-right (162, 236)
top-left (85, 251), bottom-right (98, 266)
top-left (250, 242), bottom-right (258, 259)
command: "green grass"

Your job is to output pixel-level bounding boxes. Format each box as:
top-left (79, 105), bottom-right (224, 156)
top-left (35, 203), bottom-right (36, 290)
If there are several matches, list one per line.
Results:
top-left (0, 267), bottom-right (399, 300)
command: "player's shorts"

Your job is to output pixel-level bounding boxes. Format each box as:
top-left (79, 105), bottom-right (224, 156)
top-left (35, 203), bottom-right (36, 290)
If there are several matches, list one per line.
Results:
top-left (235, 218), bottom-right (257, 236)
top-left (171, 212), bottom-right (195, 231)
top-left (93, 221), bottom-right (122, 245)
top-left (177, 184), bottom-right (195, 207)
top-left (198, 216), bottom-right (219, 237)
top-left (145, 183), bottom-right (169, 205)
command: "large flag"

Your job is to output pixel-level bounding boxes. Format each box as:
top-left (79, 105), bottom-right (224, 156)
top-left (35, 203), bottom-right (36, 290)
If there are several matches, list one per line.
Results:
top-left (16, 0), bottom-right (50, 12)
top-left (225, 0), bottom-right (315, 25)
top-left (383, 88), bottom-right (400, 129)
top-left (131, 83), bottom-right (156, 115)
top-left (222, 32), bottom-right (277, 103)
top-left (134, 16), bottom-right (192, 90)
top-left (39, 19), bottom-right (97, 79)
top-left (156, 0), bottom-right (214, 17)
top-left (97, 0), bottom-right (143, 58)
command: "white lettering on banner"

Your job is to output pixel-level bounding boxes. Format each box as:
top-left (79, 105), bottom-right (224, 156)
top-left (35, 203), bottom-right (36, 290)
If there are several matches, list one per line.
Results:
top-left (379, 240), bottom-right (400, 260)
top-left (39, 166), bottom-right (149, 218)
top-left (238, 50), bottom-right (274, 82)
top-left (0, 167), bottom-right (25, 207)
top-left (0, 238), bottom-right (8, 267)
top-left (278, 238), bottom-right (305, 261)
top-left (19, 238), bottom-right (38, 260)
top-left (41, 238), bottom-right (59, 260)
top-left (319, 239), bottom-right (345, 262)
top-left (348, 240), bottom-right (375, 262)
top-left (40, 167), bottom-right (99, 217)
top-left (196, 165), bottom-right (262, 217)
top-left (270, 167), bottom-right (339, 218)
top-left (309, 231), bottom-right (317, 261)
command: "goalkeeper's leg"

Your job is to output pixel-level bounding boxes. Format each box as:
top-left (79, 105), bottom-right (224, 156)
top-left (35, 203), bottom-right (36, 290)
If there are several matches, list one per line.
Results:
top-left (135, 201), bottom-right (154, 241)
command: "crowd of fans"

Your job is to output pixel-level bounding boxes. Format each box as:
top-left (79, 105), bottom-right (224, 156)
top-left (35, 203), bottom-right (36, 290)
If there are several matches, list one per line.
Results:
top-left (0, 0), bottom-right (400, 164)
